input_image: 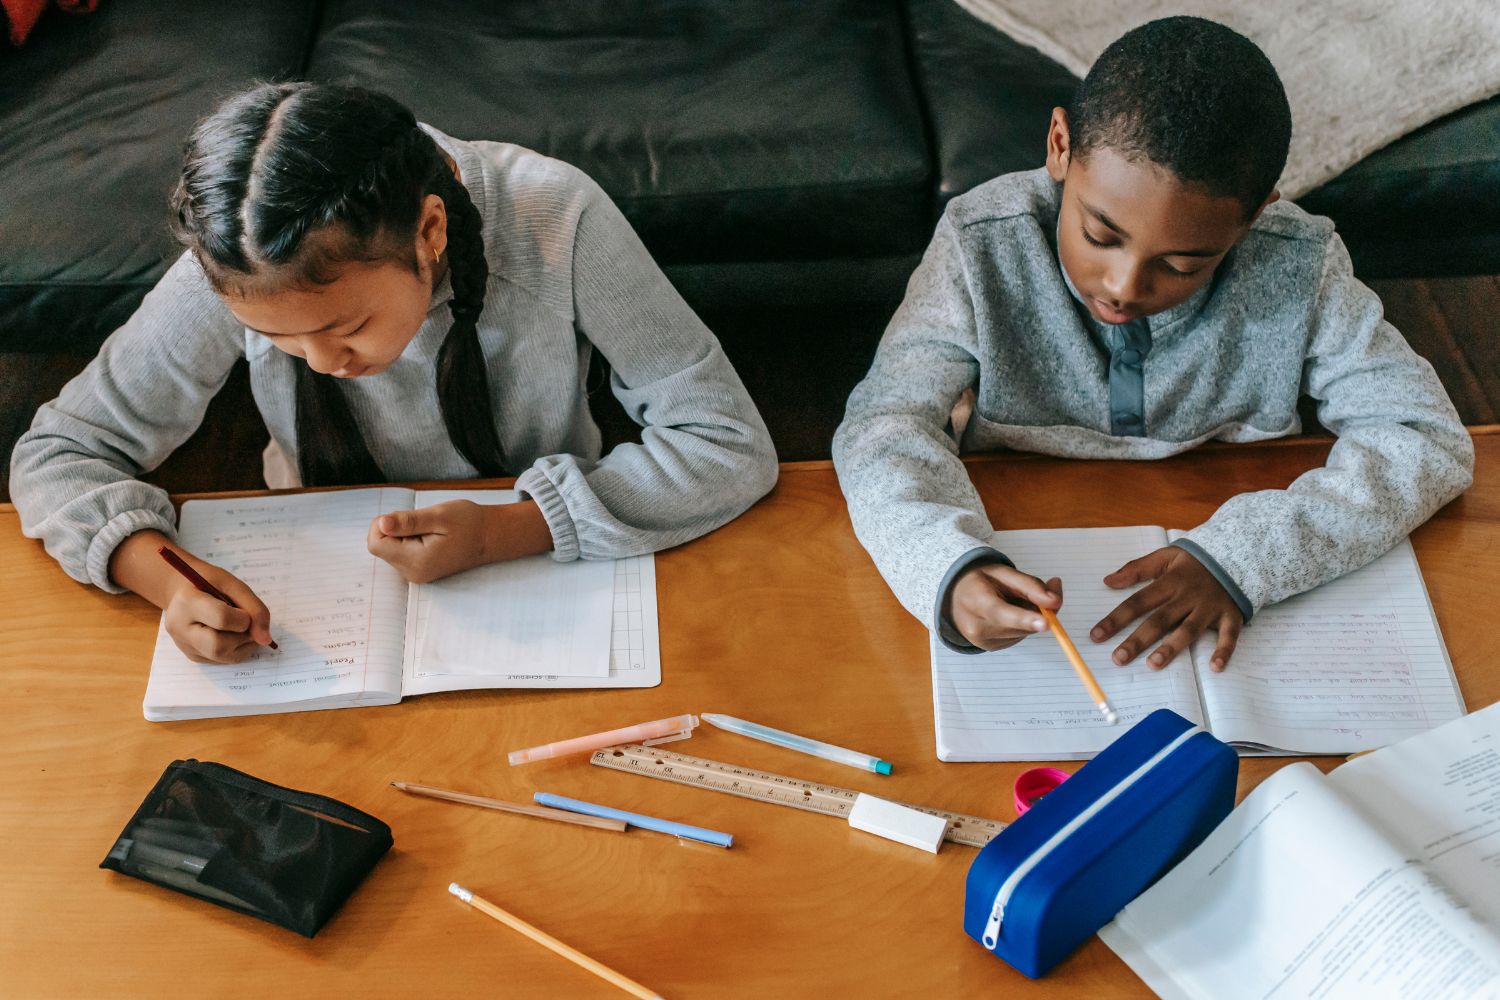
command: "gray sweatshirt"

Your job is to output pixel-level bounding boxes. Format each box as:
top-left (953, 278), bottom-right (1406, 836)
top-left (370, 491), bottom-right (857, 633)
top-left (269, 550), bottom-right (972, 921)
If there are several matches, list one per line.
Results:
top-left (11, 127), bottom-right (778, 592)
top-left (833, 168), bottom-right (1473, 649)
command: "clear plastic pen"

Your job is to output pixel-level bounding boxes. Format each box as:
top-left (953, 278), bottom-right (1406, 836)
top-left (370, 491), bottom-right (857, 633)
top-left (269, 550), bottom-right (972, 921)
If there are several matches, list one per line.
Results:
top-left (702, 713), bottom-right (892, 775)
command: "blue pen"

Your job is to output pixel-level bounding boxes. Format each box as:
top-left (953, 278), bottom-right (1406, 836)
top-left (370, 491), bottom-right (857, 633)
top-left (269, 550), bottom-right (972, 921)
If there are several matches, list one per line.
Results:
top-left (534, 793), bottom-right (733, 848)
top-left (702, 713), bottom-right (893, 775)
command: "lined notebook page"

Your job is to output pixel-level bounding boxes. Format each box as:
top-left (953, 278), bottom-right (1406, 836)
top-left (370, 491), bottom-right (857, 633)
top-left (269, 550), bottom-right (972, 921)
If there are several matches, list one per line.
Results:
top-left (400, 489), bottom-right (614, 685)
top-left (1189, 537), bottom-right (1465, 754)
top-left (931, 526), bottom-right (1205, 761)
top-left (143, 488), bottom-right (413, 721)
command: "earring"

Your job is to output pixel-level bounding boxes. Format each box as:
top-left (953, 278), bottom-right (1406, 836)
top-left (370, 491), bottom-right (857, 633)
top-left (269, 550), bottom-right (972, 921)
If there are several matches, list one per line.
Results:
top-left (431, 247), bottom-right (441, 264)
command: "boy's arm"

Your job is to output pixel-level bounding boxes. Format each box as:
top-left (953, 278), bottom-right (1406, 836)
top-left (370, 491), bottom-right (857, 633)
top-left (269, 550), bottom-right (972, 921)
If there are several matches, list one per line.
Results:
top-left (1175, 234), bottom-right (1474, 614)
top-left (832, 214), bottom-right (1010, 647)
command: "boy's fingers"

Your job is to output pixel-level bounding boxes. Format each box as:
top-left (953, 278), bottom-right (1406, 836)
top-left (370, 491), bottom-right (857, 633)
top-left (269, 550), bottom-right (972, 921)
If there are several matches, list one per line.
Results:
top-left (1091, 584), bottom-right (1168, 642)
top-left (1104, 549), bottom-right (1172, 589)
top-left (1147, 616), bottom-right (1208, 669)
top-left (1112, 606), bottom-right (1181, 665)
top-left (979, 565), bottom-right (1061, 610)
top-left (1209, 614), bottom-right (1243, 671)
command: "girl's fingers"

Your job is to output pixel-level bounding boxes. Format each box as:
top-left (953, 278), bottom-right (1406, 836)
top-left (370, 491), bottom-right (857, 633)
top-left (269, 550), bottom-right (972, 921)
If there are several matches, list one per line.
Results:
top-left (1147, 615), bottom-right (1209, 670)
top-left (187, 591), bottom-right (251, 634)
top-left (214, 574), bottom-right (273, 645)
top-left (376, 509), bottom-right (425, 538)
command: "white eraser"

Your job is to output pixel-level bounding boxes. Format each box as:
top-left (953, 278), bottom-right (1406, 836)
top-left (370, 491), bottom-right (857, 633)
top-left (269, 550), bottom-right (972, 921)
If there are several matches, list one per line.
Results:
top-left (847, 793), bottom-right (948, 854)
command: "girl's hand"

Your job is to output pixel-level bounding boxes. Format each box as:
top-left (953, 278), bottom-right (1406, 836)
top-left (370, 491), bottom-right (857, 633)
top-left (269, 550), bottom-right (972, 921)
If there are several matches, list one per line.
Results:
top-left (111, 530), bottom-right (274, 664)
top-left (947, 564), bottom-right (1063, 651)
top-left (367, 499), bottom-right (553, 584)
top-left (1090, 546), bottom-right (1244, 671)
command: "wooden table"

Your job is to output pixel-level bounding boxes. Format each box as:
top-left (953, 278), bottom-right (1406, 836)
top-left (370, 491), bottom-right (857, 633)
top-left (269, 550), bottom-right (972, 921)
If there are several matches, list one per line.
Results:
top-left (3, 432), bottom-right (1497, 998)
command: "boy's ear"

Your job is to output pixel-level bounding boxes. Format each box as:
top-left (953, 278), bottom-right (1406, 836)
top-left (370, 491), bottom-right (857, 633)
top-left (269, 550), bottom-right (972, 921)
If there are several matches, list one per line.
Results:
top-left (1245, 189), bottom-right (1281, 228)
top-left (1045, 107), bottom-right (1072, 182)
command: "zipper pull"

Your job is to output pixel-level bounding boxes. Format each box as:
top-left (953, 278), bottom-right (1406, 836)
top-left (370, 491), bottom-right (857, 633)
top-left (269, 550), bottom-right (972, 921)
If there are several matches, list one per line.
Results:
top-left (982, 897), bottom-right (1006, 949)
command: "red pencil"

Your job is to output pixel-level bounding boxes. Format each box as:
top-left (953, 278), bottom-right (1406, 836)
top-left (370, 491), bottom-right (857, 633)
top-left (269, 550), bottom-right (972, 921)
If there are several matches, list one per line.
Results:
top-left (157, 546), bottom-right (278, 650)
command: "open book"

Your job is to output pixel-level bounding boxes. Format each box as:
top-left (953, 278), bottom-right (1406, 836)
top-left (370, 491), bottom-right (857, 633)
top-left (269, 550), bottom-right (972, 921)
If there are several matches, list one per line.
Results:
top-left (932, 526), bottom-right (1464, 760)
top-left (143, 488), bottom-right (660, 721)
top-left (1099, 701), bottom-right (1500, 1000)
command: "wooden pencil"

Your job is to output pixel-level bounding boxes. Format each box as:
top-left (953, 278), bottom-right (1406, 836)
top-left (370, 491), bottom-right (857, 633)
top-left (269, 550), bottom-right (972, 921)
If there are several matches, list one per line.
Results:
top-left (391, 782), bottom-right (627, 832)
top-left (448, 883), bottom-right (663, 999)
top-left (1038, 608), bottom-right (1119, 725)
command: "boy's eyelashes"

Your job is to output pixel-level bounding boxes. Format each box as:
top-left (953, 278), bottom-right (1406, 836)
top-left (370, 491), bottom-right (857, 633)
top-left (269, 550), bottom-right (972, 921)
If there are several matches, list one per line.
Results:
top-left (1078, 224), bottom-right (1203, 279)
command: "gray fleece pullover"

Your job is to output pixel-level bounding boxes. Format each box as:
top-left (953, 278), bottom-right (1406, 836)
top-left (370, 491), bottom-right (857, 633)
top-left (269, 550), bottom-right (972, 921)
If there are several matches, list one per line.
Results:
top-left (833, 168), bottom-right (1473, 650)
top-left (11, 127), bottom-right (778, 591)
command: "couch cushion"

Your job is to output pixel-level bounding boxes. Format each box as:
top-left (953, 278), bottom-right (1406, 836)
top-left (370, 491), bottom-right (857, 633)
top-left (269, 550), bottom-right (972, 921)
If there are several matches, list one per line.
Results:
top-left (0, 0), bottom-right (319, 352)
top-left (904, 0), bottom-right (1079, 204)
top-left (305, 0), bottom-right (933, 265)
top-left (1298, 95), bottom-right (1500, 279)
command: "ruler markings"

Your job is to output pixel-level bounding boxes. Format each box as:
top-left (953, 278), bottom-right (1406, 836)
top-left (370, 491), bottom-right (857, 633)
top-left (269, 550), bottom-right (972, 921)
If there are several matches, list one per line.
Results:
top-left (590, 744), bottom-right (1006, 848)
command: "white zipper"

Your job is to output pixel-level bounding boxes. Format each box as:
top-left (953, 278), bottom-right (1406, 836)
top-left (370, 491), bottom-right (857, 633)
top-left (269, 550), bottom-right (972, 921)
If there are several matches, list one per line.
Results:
top-left (980, 725), bottom-right (1206, 949)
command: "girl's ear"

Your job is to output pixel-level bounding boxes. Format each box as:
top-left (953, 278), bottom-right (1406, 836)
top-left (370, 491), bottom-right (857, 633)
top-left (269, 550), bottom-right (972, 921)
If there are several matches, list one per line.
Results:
top-left (1045, 107), bottom-right (1072, 183)
top-left (417, 193), bottom-right (448, 264)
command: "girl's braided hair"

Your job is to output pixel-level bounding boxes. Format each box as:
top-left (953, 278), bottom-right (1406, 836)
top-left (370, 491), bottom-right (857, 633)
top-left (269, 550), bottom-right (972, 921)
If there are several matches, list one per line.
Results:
top-left (170, 82), bottom-right (506, 486)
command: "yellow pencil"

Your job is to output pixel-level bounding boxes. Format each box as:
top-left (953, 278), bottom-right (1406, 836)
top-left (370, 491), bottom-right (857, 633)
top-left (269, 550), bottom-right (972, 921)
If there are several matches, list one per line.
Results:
top-left (448, 884), bottom-right (663, 999)
top-left (1039, 607), bottom-right (1119, 725)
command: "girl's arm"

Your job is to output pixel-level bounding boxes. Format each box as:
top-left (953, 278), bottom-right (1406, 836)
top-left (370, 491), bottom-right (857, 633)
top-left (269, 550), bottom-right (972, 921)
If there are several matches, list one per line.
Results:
top-left (9, 253), bottom-right (246, 593)
top-left (513, 178), bottom-right (779, 561)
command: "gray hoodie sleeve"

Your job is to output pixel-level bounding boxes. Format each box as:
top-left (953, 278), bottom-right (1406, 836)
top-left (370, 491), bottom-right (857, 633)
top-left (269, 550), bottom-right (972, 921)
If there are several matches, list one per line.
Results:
top-left (1179, 234), bottom-right (1474, 612)
top-left (832, 214), bottom-right (998, 630)
top-left (9, 254), bottom-right (245, 591)
top-left (514, 178), bottom-right (779, 561)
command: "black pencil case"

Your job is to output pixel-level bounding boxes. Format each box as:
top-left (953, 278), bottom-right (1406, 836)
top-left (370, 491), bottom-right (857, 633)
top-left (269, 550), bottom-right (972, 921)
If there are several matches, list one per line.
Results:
top-left (101, 759), bottom-right (393, 937)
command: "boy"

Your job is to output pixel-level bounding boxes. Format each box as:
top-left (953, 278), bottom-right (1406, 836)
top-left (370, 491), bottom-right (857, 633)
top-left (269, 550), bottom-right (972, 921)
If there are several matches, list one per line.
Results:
top-left (833, 17), bottom-right (1473, 671)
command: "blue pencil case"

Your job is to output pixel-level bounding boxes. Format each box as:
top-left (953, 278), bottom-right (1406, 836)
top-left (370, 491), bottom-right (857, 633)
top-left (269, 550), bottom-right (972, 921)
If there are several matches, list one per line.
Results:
top-left (963, 709), bottom-right (1237, 978)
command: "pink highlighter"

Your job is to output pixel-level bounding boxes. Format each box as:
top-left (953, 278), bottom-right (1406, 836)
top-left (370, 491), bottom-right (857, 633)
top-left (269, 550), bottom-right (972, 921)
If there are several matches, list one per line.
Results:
top-left (508, 714), bottom-right (699, 765)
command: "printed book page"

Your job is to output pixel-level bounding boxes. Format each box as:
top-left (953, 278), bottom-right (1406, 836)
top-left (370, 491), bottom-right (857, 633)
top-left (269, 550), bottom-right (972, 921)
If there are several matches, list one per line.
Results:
top-left (931, 525), bottom-right (1206, 761)
top-left (143, 488), bottom-right (413, 720)
top-left (400, 489), bottom-right (614, 687)
top-left (1183, 536), bottom-right (1466, 754)
top-left (1100, 704), bottom-right (1500, 1000)
top-left (403, 548), bottom-right (661, 693)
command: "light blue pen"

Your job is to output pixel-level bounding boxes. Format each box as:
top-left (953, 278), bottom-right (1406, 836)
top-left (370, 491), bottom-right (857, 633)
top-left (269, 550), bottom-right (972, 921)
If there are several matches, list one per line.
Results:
top-left (702, 713), bottom-right (893, 775)
top-left (534, 793), bottom-right (734, 848)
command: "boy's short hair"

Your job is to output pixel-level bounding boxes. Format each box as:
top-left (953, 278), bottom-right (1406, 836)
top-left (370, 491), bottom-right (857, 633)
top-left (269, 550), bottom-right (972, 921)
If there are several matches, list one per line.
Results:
top-left (1068, 16), bottom-right (1292, 215)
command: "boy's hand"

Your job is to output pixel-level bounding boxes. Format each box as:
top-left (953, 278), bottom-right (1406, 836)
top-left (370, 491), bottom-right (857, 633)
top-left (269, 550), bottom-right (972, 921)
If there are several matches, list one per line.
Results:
top-left (367, 499), bottom-right (552, 584)
top-left (159, 556), bottom-right (273, 664)
top-left (1090, 546), bottom-right (1243, 671)
top-left (948, 564), bottom-right (1063, 651)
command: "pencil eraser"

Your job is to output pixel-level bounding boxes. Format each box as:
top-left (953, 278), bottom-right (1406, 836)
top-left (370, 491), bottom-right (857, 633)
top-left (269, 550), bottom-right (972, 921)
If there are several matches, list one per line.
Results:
top-left (847, 794), bottom-right (947, 854)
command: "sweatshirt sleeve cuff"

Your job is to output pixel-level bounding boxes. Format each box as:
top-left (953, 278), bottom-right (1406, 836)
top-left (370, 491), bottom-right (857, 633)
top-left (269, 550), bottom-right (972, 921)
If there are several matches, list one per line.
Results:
top-left (85, 508), bottom-right (179, 594)
top-left (516, 466), bottom-right (581, 563)
top-left (1170, 538), bottom-right (1254, 623)
top-left (934, 546), bottom-right (1015, 653)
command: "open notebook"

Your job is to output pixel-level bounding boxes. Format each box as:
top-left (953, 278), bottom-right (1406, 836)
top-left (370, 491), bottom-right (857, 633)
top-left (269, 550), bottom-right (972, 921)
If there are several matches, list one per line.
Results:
top-left (143, 488), bottom-right (660, 721)
top-left (932, 526), bottom-right (1464, 760)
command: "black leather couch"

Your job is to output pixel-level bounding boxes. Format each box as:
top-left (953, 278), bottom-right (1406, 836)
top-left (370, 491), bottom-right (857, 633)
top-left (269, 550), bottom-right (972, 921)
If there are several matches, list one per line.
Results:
top-left (4, 0), bottom-right (1498, 497)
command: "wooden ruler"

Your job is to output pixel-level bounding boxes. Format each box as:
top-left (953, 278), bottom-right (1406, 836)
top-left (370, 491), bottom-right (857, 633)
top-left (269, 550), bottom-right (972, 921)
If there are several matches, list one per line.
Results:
top-left (590, 744), bottom-right (1006, 848)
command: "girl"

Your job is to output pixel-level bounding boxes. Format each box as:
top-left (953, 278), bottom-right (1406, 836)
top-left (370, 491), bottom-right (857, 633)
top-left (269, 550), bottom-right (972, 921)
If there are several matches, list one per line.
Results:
top-left (11, 82), bottom-right (778, 665)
